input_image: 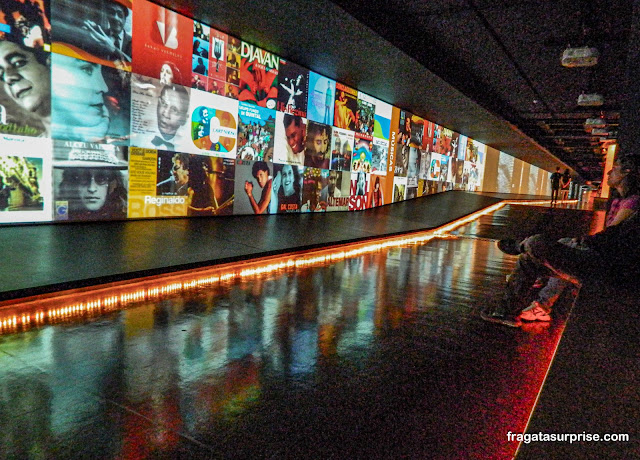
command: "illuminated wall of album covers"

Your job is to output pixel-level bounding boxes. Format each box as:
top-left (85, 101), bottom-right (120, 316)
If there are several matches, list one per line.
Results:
top-left (0, 0), bottom-right (549, 224)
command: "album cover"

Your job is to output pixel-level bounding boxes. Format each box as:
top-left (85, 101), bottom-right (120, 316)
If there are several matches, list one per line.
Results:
top-left (238, 41), bottom-right (278, 109)
top-left (300, 167), bottom-right (326, 212)
top-left (323, 170), bottom-right (349, 211)
top-left (52, 139), bottom-right (128, 221)
top-left (307, 72), bottom-right (335, 125)
top-left (271, 163), bottom-right (301, 213)
top-left (52, 0), bottom-right (131, 70)
top-left (273, 111), bottom-right (307, 166)
top-left (51, 53), bottom-right (130, 145)
top-left (373, 99), bottom-right (392, 141)
top-left (130, 73), bottom-right (190, 152)
top-left (356, 92), bottom-right (376, 137)
top-left (277, 59), bottom-right (308, 116)
top-left (349, 171), bottom-right (368, 211)
top-left (330, 127), bottom-right (353, 172)
top-left (371, 137), bottom-right (388, 175)
top-left (233, 158), bottom-right (273, 215)
top-left (237, 101), bottom-right (276, 161)
top-left (334, 82), bottom-right (357, 131)
top-left (208, 28), bottom-right (227, 82)
top-left (0, 134), bottom-right (51, 223)
top-left (352, 133), bottom-right (372, 173)
top-left (131, 0), bottom-right (193, 86)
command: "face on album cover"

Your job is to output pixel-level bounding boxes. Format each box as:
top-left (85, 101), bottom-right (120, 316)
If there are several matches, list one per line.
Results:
top-left (131, 0), bottom-right (193, 87)
top-left (51, 53), bottom-right (130, 145)
top-left (0, 0), bottom-right (51, 137)
top-left (233, 159), bottom-right (273, 215)
top-left (51, 0), bottom-right (132, 70)
top-left (52, 139), bottom-right (128, 221)
top-left (272, 163), bottom-right (301, 213)
top-left (300, 167), bottom-right (326, 213)
top-left (273, 111), bottom-right (307, 166)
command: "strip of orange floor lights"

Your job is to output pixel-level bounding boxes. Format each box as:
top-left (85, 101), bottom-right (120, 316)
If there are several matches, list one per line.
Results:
top-left (0, 199), bottom-right (574, 334)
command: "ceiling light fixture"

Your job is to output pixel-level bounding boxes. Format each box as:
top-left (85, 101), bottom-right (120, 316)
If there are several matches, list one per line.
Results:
top-left (561, 46), bottom-right (599, 67)
top-left (577, 93), bottom-right (604, 106)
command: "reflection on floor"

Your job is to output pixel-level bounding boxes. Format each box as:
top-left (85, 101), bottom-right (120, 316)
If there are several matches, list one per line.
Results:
top-left (0, 204), bottom-right (600, 458)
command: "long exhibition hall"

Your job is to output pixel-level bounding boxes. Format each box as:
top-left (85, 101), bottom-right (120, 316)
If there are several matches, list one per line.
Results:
top-left (1, 0), bottom-right (639, 458)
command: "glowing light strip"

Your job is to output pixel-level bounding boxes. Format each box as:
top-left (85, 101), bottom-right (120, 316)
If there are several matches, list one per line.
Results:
top-left (0, 199), bottom-right (555, 334)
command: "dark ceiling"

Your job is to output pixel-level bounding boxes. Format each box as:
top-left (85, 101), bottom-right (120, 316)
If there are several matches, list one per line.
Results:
top-left (159, 0), bottom-right (635, 181)
top-left (326, 0), bottom-right (634, 181)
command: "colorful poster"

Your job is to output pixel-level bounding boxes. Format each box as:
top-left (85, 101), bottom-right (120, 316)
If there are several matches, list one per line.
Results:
top-left (457, 134), bottom-right (467, 160)
top-left (238, 41), bottom-right (278, 109)
top-left (304, 121), bottom-right (331, 169)
top-left (422, 120), bottom-right (436, 151)
top-left (128, 147), bottom-right (187, 218)
top-left (323, 169), bottom-right (349, 211)
top-left (307, 72), bottom-right (335, 124)
top-left (371, 137), bottom-right (388, 175)
top-left (51, 53), bottom-right (130, 145)
top-left (192, 21), bottom-right (209, 77)
top-left (52, 139), bottom-right (128, 221)
top-left (428, 152), bottom-right (442, 181)
top-left (418, 149), bottom-right (431, 180)
top-left (128, 149), bottom-right (234, 218)
top-left (130, 74), bottom-right (190, 152)
top-left (208, 28), bottom-right (227, 86)
top-left (0, 0), bottom-right (51, 137)
top-left (186, 88), bottom-right (238, 158)
top-left (237, 102), bottom-right (275, 161)
top-left (131, 0), bottom-right (193, 86)
top-left (384, 106), bottom-right (400, 200)
top-left (334, 83), bottom-right (357, 130)
top-left (52, 0), bottom-right (132, 70)
top-left (367, 174), bottom-right (386, 208)
top-left (224, 36), bottom-right (240, 99)
top-left (406, 184), bottom-right (418, 200)
top-left (0, 0), bottom-right (50, 47)
top-left (273, 111), bottom-right (306, 166)
top-left (433, 126), bottom-right (457, 156)
top-left (349, 171), bottom-right (368, 211)
top-left (301, 167), bottom-right (326, 212)
top-left (394, 143), bottom-right (409, 177)
top-left (330, 127), bottom-right (353, 172)
top-left (276, 59), bottom-right (308, 116)
top-left (233, 159), bottom-right (273, 215)
top-left (0, 134), bottom-right (51, 223)
top-left (406, 146), bottom-right (420, 187)
top-left (356, 92), bottom-right (376, 136)
top-left (409, 113), bottom-right (424, 148)
top-left (392, 176), bottom-right (406, 203)
top-left (373, 100), bottom-right (392, 141)
top-left (439, 155), bottom-right (450, 182)
top-left (352, 133), bottom-right (372, 172)
top-left (271, 163), bottom-right (301, 213)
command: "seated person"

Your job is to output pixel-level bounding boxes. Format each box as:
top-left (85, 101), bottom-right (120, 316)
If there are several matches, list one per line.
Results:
top-left (484, 156), bottom-right (640, 327)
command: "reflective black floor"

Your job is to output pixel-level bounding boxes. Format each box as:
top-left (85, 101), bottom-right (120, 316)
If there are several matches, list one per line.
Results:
top-left (0, 203), bottom-right (606, 459)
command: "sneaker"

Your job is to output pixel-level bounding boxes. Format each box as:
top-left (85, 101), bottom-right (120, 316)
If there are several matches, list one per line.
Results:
top-left (519, 302), bottom-right (551, 322)
top-left (497, 239), bottom-right (522, 256)
top-left (480, 309), bottom-right (521, 328)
